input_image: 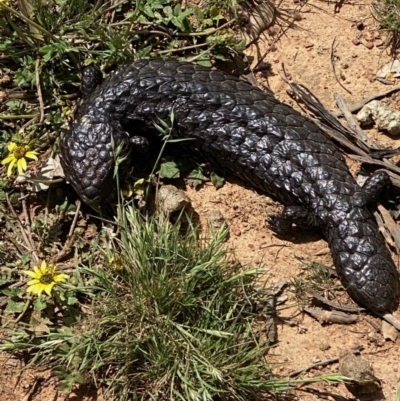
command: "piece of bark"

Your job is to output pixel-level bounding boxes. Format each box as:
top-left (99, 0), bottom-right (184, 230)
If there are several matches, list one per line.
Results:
top-left (377, 204), bottom-right (400, 252)
top-left (332, 86), bottom-right (400, 117)
top-left (307, 290), bottom-right (363, 313)
top-left (304, 307), bottom-right (358, 324)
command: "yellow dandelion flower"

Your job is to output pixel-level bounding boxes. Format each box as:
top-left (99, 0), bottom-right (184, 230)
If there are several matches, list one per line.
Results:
top-left (1, 142), bottom-right (38, 176)
top-left (24, 261), bottom-right (69, 296)
top-left (108, 256), bottom-right (125, 270)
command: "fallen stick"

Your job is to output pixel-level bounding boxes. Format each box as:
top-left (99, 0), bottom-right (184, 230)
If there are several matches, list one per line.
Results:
top-left (304, 307), bottom-right (358, 324)
top-left (377, 204), bottom-right (400, 253)
top-left (379, 313), bottom-right (400, 331)
top-left (307, 290), bottom-right (363, 313)
top-left (288, 345), bottom-right (364, 378)
top-left (334, 93), bottom-right (375, 147)
top-left (332, 86), bottom-right (400, 117)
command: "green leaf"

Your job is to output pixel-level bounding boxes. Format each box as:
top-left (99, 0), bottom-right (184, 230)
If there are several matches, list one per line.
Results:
top-left (67, 296), bottom-right (78, 305)
top-left (187, 168), bottom-right (203, 188)
top-left (210, 5), bottom-right (220, 18)
top-left (144, 4), bottom-right (155, 17)
top-left (163, 5), bottom-right (173, 16)
top-left (33, 296), bottom-right (47, 311)
top-left (5, 299), bottom-right (25, 313)
top-left (2, 287), bottom-right (23, 298)
top-left (84, 58), bottom-right (96, 66)
top-left (173, 3), bottom-right (182, 16)
top-left (234, 39), bottom-right (247, 52)
top-left (21, 253), bottom-right (30, 264)
top-left (196, 59), bottom-right (212, 67)
top-left (214, 53), bottom-right (229, 61)
top-left (137, 45), bottom-right (152, 58)
top-left (38, 45), bottom-right (53, 55)
top-left (158, 161), bottom-right (180, 179)
top-left (210, 172), bottom-right (224, 189)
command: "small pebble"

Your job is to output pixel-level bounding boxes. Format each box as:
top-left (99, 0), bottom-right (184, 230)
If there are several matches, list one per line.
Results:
top-left (293, 12), bottom-right (302, 21)
top-left (352, 38), bottom-right (361, 46)
top-left (364, 31), bottom-right (374, 41)
top-left (207, 210), bottom-right (227, 232)
top-left (231, 226), bottom-right (241, 236)
top-left (339, 352), bottom-right (381, 395)
top-left (157, 185), bottom-right (191, 214)
top-left (365, 41), bottom-right (374, 49)
top-left (267, 26), bottom-right (280, 36)
top-left (304, 42), bottom-right (314, 48)
top-left (319, 342), bottom-right (331, 351)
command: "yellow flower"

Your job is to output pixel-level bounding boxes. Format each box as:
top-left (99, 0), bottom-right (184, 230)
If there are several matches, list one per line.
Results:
top-left (122, 178), bottom-right (146, 199)
top-left (108, 256), bottom-right (125, 270)
top-left (24, 261), bottom-right (69, 296)
top-left (62, 106), bottom-right (72, 122)
top-left (1, 142), bottom-right (38, 176)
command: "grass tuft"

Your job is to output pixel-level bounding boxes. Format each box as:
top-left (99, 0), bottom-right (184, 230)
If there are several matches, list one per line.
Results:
top-left (291, 261), bottom-right (343, 308)
top-left (372, 0), bottom-right (400, 54)
top-left (2, 205), bottom-right (277, 400)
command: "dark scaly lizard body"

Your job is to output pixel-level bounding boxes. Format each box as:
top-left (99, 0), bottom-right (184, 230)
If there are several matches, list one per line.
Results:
top-left (60, 58), bottom-right (399, 314)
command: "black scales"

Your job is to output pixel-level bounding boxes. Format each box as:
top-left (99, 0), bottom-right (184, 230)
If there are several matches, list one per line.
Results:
top-left (60, 58), bottom-right (399, 314)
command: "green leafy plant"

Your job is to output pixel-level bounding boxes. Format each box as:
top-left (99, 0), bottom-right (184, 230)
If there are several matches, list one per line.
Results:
top-left (0, 0), bottom-right (243, 151)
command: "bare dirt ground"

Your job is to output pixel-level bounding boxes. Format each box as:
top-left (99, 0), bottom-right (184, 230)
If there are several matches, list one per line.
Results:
top-left (2, 0), bottom-right (400, 399)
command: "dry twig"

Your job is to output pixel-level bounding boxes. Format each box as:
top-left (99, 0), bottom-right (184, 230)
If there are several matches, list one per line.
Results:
top-left (289, 345), bottom-right (364, 378)
top-left (379, 313), bottom-right (400, 331)
top-left (5, 193), bottom-right (39, 264)
top-left (304, 307), bottom-right (358, 324)
top-left (334, 93), bottom-right (375, 147)
top-left (330, 38), bottom-right (351, 95)
top-left (49, 200), bottom-right (81, 264)
top-left (332, 86), bottom-right (400, 117)
top-left (35, 58), bottom-right (45, 122)
top-left (307, 290), bottom-right (363, 313)
top-left (20, 190), bottom-right (38, 254)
